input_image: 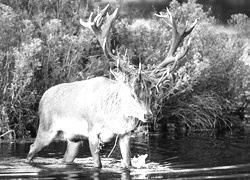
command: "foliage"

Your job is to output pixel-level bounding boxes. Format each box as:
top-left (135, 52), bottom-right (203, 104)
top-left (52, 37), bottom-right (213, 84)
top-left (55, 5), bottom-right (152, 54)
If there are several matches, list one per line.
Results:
top-left (0, 4), bottom-right (28, 137)
top-left (155, 0), bottom-right (250, 129)
top-left (0, 0), bottom-right (250, 139)
top-left (112, 0), bottom-right (250, 130)
top-left (0, 1), bottom-right (101, 139)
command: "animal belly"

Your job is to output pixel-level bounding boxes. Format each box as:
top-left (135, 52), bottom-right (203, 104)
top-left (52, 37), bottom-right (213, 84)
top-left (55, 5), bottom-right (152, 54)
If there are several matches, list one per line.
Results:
top-left (54, 117), bottom-right (89, 140)
top-left (99, 130), bottom-right (115, 143)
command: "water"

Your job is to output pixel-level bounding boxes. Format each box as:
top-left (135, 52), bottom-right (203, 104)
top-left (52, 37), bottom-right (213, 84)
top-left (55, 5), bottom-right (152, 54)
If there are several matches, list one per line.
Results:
top-left (1, 132), bottom-right (250, 179)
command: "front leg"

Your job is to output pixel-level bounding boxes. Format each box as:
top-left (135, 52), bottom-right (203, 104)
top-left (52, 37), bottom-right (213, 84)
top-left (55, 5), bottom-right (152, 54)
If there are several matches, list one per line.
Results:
top-left (119, 133), bottom-right (132, 168)
top-left (89, 133), bottom-right (102, 168)
top-left (63, 140), bottom-right (81, 163)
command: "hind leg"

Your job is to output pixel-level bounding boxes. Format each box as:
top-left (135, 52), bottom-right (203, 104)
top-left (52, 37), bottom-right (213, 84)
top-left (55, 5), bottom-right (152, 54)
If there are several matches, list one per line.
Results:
top-left (26, 129), bottom-right (57, 162)
top-left (63, 140), bottom-right (81, 163)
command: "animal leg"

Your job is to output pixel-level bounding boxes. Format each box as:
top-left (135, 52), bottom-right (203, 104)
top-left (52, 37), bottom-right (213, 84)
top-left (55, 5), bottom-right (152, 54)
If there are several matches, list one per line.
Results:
top-left (63, 140), bottom-right (81, 163)
top-left (119, 133), bottom-right (132, 168)
top-left (26, 129), bottom-right (57, 162)
top-left (89, 134), bottom-right (102, 168)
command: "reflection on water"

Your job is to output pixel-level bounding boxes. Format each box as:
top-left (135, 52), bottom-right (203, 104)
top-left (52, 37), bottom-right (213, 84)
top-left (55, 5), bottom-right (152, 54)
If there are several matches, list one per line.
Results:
top-left (1, 132), bottom-right (250, 179)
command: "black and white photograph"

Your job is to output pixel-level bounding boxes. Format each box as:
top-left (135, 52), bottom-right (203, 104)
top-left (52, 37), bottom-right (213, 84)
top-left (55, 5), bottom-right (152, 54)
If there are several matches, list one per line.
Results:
top-left (0, 0), bottom-right (250, 179)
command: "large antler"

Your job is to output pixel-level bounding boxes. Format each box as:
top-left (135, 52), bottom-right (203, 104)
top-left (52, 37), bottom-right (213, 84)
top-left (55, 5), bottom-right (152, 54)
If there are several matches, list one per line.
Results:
top-left (80, 4), bottom-right (118, 61)
top-left (80, 5), bottom-right (142, 82)
top-left (151, 9), bottom-right (197, 87)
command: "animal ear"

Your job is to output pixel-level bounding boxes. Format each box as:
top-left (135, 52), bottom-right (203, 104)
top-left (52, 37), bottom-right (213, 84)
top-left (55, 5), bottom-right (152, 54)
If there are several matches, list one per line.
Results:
top-left (110, 68), bottom-right (119, 80)
top-left (136, 62), bottom-right (143, 88)
top-left (130, 61), bottom-right (142, 89)
top-left (110, 58), bottom-right (130, 84)
top-left (110, 68), bottom-right (128, 84)
top-left (132, 75), bottom-right (142, 95)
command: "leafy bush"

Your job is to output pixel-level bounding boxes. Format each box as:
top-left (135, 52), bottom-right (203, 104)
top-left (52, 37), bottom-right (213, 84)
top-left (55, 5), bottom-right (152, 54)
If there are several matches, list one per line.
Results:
top-left (112, 0), bottom-right (250, 130)
top-left (0, 2), bottom-right (100, 139)
top-left (1, 0), bottom-right (250, 139)
top-left (0, 4), bottom-right (40, 138)
top-left (161, 1), bottom-right (250, 130)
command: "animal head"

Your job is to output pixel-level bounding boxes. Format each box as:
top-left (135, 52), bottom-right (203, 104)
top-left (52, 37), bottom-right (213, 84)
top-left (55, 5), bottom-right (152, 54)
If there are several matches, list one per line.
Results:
top-left (80, 4), bottom-right (197, 122)
top-left (110, 65), bottom-right (152, 122)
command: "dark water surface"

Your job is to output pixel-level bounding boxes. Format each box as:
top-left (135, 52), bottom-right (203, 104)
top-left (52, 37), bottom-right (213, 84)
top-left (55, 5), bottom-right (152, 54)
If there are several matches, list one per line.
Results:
top-left (1, 132), bottom-right (250, 179)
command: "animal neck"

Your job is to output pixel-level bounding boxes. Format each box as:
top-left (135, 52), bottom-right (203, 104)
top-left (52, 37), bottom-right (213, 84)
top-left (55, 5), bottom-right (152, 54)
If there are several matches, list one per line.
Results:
top-left (102, 81), bottom-right (146, 121)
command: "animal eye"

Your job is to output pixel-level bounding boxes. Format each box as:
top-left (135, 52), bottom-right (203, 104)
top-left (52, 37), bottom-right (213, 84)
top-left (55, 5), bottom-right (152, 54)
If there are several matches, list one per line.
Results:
top-left (131, 94), bottom-right (136, 99)
top-left (131, 91), bottom-right (138, 100)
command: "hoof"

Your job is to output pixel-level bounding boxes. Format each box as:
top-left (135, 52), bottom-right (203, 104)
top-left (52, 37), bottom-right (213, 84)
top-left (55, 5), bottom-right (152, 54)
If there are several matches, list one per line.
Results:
top-left (62, 160), bottom-right (75, 165)
top-left (93, 163), bottom-right (102, 169)
top-left (25, 158), bottom-right (33, 163)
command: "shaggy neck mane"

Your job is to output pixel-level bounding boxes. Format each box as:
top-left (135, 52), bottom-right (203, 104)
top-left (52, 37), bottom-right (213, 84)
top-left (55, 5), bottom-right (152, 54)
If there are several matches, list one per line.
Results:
top-left (99, 81), bottom-right (126, 117)
top-left (97, 80), bottom-right (139, 133)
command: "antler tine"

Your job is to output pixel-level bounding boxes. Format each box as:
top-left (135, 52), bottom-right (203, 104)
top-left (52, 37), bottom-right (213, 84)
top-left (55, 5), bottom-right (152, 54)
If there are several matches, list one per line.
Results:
top-left (138, 57), bottom-right (142, 81)
top-left (79, 12), bottom-right (94, 33)
top-left (155, 8), bottom-right (173, 28)
top-left (80, 4), bottom-right (118, 61)
top-left (101, 8), bottom-right (118, 61)
top-left (94, 4), bottom-right (110, 27)
top-left (151, 9), bottom-right (197, 88)
top-left (186, 18), bottom-right (198, 34)
top-left (80, 4), bottom-right (110, 30)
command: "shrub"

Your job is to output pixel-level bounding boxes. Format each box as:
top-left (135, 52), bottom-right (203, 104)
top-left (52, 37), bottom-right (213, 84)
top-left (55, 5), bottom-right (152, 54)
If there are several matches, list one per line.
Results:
top-left (113, 0), bottom-right (250, 130)
top-left (0, 4), bottom-right (40, 138)
top-left (1, 0), bottom-right (250, 139)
